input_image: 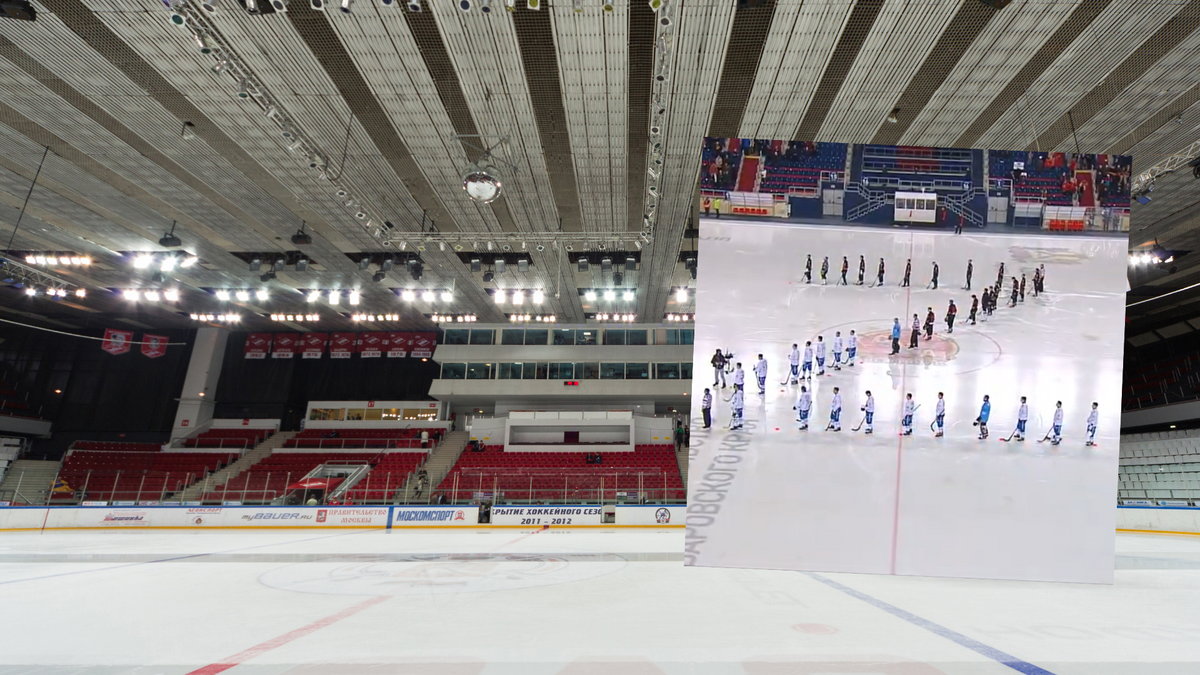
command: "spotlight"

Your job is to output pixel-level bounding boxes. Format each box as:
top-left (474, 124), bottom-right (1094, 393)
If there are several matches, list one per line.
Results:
top-left (483, 271), bottom-right (495, 283)
top-left (311, 0), bottom-right (324, 8)
top-left (623, 290), bottom-right (635, 302)
top-left (159, 229), bottom-right (182, 248)
top-left (372, 271), bottom-right (386, 283)
top-left (213, 290), bottom-right (231, 302)
top-left (348, 290), bottom-right (360, 305)
top-left (328, 290), bottom-right (340, 305)
top-left (526, 0), bottom-right (538, 8)
top-left (603, 289), bottom-right (616, 302)
top-left (532, 289), bottom-right (544, 304)
top-left (245, 0), bottom-right (258, 11)
top-left (237, 79), bottom-right (252, 99)
top-left (164, 289), bottom-right (180, 302)
top-left (422, 290), bottom-right (436, 302)
top-left (603, 0), bottom-right (613, 10)
top-left (295, 258), bottom-right (309, 272)
top-left (625, 256), bottom-right (636, 272)
top-left (212, 59), bottom-right (228, 74)
top-left (180, 255), bottom-right (198, 268)
top-left (260, 271), bottom-right (276, 282)
top-left (578, 258), bottom-right (589, 272)
top-left (441, 290), bottom-right (453, 302)
top-left (458, 0), bottom-right (470, 9)
top-left (195, 34), bottom-right (216, 54)
top-left (256, 289), bottom-right (269, 301)
top-left (274, 259), bottom-right (285, 271)
top-left (235, 290), bottom-right (250, 302)
top-left (584, 290), bottom-right (597, 302)
top-left (512, 290), bottom-right (524, 305)
top-left (271, 0), bottom-right (287, 10)
top-left (201, 0), bottom-right (218, 11)
top-left (495, 259), bottom-right (506, 274)
top-left (406, 0), bottom-right (421, 9)
top-left (675, 288), bottom-right (688, 302)
top-left (648, 0), bottom-right (662, 10)
top-left (471, 258), bottom-right (482, 272)
top-left (340, 0), bottom-right (352, 12)
top-left (494, 291), bottom-right (506, 304)
top-left (291, 226), bottom-right (312, 246)
top-left (536, 244), bottom-right (545, 252)
top-left (160, 257), bottom-right (177, 272)
top-left (133, 254), bottom-right (154, 269)
top-left (75, 288), bottom-right (87, 298)
top-left (613, 271), bottom-right (623, 286)
top-left (24, 287), bottom-right (37, 297)
top-left (887, 108), bottom-right (900, 124)
top-left (479, 0), bottom-right (491, 10)
top-left (401, 289), bottom-right (416, 301)
top-left (409, 261), bottom-right (423, 280)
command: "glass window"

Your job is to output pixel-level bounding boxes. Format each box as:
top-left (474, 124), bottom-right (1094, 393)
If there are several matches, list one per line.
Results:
top-left (501, 329), bottom-right (524, 345)
top-left (309, 408), bottom-right (345, 421)
top-left (575, 330), bottom-right (597, 346)
top-left (600, 362), bottom-right (625, 379)
top-left (345, 408), bottom-right (366, 421)
top-left (441, 363), bottom-right (466, 379)
top-left (402, 408), bottom-right (438, 421)
top-left (552, 329), bottom-right (575, 346)
top-left (497, 363), bottom-right (523, 379)
top-left (443, 329), bottom-right (469, 345)
top-left (680, 329), bottom-right (694, 345)
top-left (524, 329), bottom-right (548, 345)
top-left (626, 330), bottom-right (648, 345)
top-left (466, 363), bottom-right (493, 379)
top-left (681, 362), bottom-right (693, 379)
top-left (575, 362), bottom-right (599, 379)
top-left (380, 408), bottom-right (402, 421)
top-left (523, 362), bottom-right (547, 379)
top-left (363, 408), bottom-right (384, 421)
top-left (548, 362), bottom-right (574, 379)
top-left (469, 329), bottom-right (494, 345)
top-left (656, 363), bottom-right (680, 379)
top-left (604, 330), bottom-right (626, 345)
top-left (626, 363), bottom-right (649, 379)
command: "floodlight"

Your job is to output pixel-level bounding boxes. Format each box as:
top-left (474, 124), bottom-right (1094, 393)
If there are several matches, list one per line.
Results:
top-left (422, 290), bottom-right (436, 302)
top-left (532, 289), bottom-right (544, 304)
top-left (603, 289), bottom-right (616, 301)
top-left (235, 290), bottom-right (250, 302)
top-left (584, 290), bottom-right (597, 302)
top-left (675, 288), bottom-right (688, 302)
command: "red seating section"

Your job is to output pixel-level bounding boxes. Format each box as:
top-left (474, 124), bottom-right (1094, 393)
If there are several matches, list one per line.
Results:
top-left (204, 452), bottom-right (377, 503)
top-left (55, 450), bottom-right (236, 502)
top-left (73, 441), bottom-right (163, 452)
top-left (183, 428), bottom-right (272, 449)
top-left (438, 444), bottom-right (684, 502)
top-left (343, 454), bottom-right (427, 502)
top-left (285, 428), bottom-right (444, 449)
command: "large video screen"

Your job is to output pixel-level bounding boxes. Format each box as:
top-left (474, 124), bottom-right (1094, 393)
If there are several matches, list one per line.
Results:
top-left (686, 138), bottom-right (1130, 583)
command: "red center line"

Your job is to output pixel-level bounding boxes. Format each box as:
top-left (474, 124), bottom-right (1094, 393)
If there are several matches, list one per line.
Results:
top-left (890, 234), bottom-right (917, 575)
top-left (186, 595), bottom-right (388, 675)
top-left (187, 528), bottom-right (546, 674)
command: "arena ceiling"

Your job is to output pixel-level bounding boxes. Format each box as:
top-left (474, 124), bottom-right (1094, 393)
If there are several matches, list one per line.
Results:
top-left (0, 0), bottom-right (1199, 334)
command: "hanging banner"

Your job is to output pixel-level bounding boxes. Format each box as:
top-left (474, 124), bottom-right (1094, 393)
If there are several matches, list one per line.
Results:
top-left (244, 333), bottom-right (271, 359)
top-left (272, 333), bottom-right (297, 359)
top-left (410, 332), bottom-right (436, 359)
top-left (386, 331), bottom-right (408, 358)
top-left (140, 334), bottom-right (168, 359)
top-left (360, 332), bottom-right (387, 359)
top-left (301, 333), bottom-right (327, 359)
top-left (329, 332), bottom-right (357, 359)
top-left (101, 329), bottom-right (134, 356)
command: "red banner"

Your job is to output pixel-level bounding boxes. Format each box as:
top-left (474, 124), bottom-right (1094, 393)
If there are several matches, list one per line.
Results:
top-left (140, 334), bottom-right (168, 359)
top-left (329, 332), bottom-right (357, 359)
top-left (272, 333), bottom-right (297, 359)
top-left (410, 332), bottom-right (436, 359)
top-left (301, 333), bottom-right (327, 359)
top-left (101, 329), bottom-right (133, 356)
top-left (244, 333), bottom-right (271, 359)
top-left (386, 331), bottom-right (408, 358)
top-left (360, 332), bottom-right (387, 359)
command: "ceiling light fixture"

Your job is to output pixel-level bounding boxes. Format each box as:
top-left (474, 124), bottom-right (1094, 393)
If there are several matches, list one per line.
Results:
top-left (328, 290), bottom-right (340, 305)
top-left (494, 290), bottom-right (506, 304)
top-left (401, 289), bottom-right (416, 302)
top-left (675, 287), bottom-right (688, 303)
top-left (584, 290), bottom-right (597, 302)
top-left (532, 289), bottom-right (544, 304)
top-left (235, 290), bottom-right (250, 302)
top-left (422, 290), bottom-right (436, 303)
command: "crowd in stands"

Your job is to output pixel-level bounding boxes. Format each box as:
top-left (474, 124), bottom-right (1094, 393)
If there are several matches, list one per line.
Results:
top-left (1000, 150), bottom-right (1131, 207)
top-left (700, 137), bottom-right (743, 191)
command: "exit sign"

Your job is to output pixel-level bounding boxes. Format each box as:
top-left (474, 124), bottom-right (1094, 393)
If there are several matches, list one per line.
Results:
top-left (563, 381), bottom-right (580, 386)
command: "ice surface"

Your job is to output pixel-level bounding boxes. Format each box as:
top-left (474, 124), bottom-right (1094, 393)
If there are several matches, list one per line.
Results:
top-left (687, 219), bottom-right (1127, 583)
top-left (0, 528), bottom-right (1197, 673)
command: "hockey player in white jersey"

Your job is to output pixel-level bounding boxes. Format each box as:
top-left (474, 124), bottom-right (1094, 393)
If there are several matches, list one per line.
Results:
top-left (729, 388), bottom-right (745, 430)
top-left (846, 330), bottom-right (858, 367)
top-left (815, 335), bottom-right (827, 375)
top-left (794, 385), bottom-right (812, 430)
top-left (753, 354), bottom-right (768, 396)
top-left (933, 392), bottom-right (945, 437)
top-left (1015, 396), bottom-right (1029, 441)
top-left (902, 393), bottom-right (916, 436)
top-left (801, 341), bottom-right (814, 379)
top-left (831, 332), bottom-right (844, 370)
top-left (860, 390), bottom-right (875, 434)
top-left (1051, 401), bottom-right (1064, 445)
top-left (827, 386), bottom-right (843, 431)
top-left (732, 362), bottom-right (745, 392)
top-left (788, 344), bottom-right (800, 384)
top-left (1085, 402), bottom-right (1098, 446)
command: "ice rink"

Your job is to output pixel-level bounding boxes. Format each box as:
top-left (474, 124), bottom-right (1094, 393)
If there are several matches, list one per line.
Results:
top-left (688, 219), bottom-right (1128, 582)
top-left (0, 527), bottom-right (1197, 673)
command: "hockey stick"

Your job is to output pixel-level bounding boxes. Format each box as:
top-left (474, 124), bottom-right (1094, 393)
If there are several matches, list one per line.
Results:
top-left (1037, 427), bottom-right (1054, 443)
top-left (851, 415), bottom-right (866, 432)
top-left (929, 419), bottom-right (937, 432)
top-left (998, 427), bottom-right (1019, 442)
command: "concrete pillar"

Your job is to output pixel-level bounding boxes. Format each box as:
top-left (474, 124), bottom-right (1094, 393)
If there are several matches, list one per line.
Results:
top-left (171, 327), bottom-right (228, 439)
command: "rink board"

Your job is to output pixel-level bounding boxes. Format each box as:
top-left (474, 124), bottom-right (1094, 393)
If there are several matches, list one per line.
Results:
top-left (0, 505), bottom-right (685, 530)
top-left (687, 218), bottom-right (1127, 583)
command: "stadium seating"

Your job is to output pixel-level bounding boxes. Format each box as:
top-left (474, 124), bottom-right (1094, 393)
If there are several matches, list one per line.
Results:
top-left (342, 453), bottom-right (427, 502)
top-left (203, 451), bottom-right (378, 503)
top-left (182, 428), bottom-right (272, 449)
top-left (438, 443), bottom-right (684, 502)
top-left (1119, 430), bottom-right (1200, 502)
top-left (54, 450), bottom-right (237, 502)
top-left (0, 383), bottom-right (36, 418)
top-left (72, 441), bottom-right (163, 452)
top-left (284, 427), bottom-right (445, 449)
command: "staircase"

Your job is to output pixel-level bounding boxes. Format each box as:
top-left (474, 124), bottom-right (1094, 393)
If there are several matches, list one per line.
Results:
top-left (676, 446), bottom-right (689, 503)
top-left (0, 459), bottom-right (61, 505)
top-left (172, 430), bottom-right (297, 502)
top-left (398, 430), bottom-right (469, 503)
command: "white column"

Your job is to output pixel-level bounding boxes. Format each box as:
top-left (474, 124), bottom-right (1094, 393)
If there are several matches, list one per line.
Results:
top-left (171, 327), bottom-right (228, 440)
